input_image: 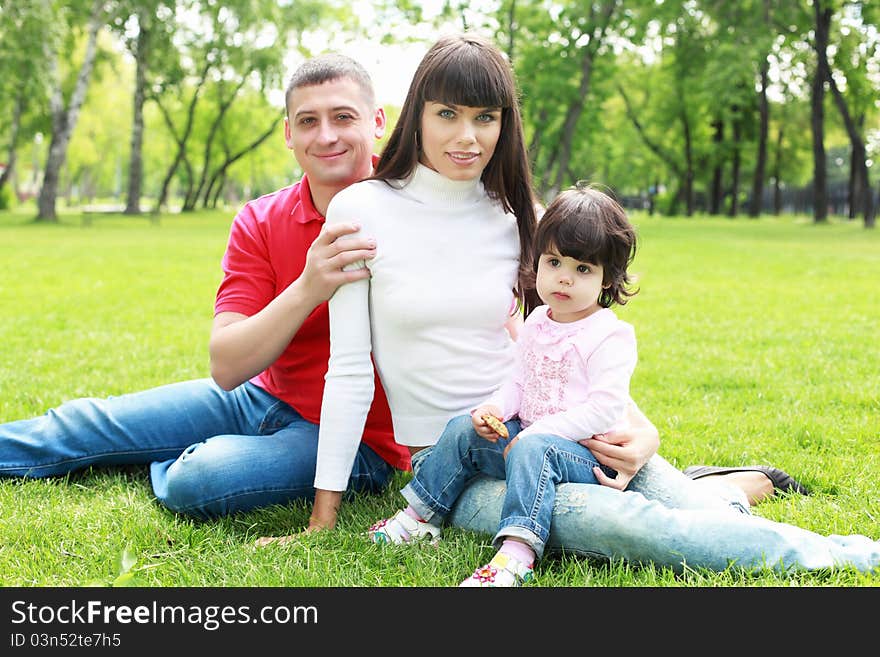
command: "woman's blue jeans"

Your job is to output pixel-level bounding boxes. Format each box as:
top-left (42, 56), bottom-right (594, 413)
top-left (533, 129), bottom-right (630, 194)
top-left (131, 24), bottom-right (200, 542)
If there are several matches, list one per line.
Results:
top-left (410, 417), bottom-right (880, 574)
top-left (0, 379), bottom-right (393, 519)
top-left (402, 414), bottom-right (611, 559)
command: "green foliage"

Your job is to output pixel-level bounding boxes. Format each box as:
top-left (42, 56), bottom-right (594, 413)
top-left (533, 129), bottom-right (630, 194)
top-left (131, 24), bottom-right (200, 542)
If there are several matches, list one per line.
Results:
top-left (0, 209), bottom-right (876, 587)
top-left (6, 1), bottom-right (878, 218)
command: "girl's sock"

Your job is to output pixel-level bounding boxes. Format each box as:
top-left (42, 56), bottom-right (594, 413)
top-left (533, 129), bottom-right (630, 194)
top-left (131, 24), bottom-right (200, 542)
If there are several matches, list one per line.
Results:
top-left (403, 505), bottom-right (425, 522)
top-left (499, 539), bottom-right (536, 567)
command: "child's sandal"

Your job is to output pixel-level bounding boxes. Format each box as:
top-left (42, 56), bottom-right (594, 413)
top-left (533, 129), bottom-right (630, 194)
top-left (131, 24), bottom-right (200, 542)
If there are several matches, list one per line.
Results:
top-left (368, 509), bottom-right (442, 545)
top-left (459, 551), bottom-right (534, 587)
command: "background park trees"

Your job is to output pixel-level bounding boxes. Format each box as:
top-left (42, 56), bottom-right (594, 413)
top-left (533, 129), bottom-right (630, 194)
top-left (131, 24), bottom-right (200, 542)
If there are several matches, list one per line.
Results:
top-left (0, 0), bottom-right (876, 226)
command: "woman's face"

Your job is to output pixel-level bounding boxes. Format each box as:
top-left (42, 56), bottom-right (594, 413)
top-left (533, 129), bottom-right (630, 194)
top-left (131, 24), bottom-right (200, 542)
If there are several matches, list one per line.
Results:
top-left (418, 102), bottom-right (502, 181)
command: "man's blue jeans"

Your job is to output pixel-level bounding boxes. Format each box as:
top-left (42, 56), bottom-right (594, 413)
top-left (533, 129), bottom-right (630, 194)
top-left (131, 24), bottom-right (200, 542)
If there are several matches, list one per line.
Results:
top-left (402, 414), bottom-right (610, 559)
top-left (0, 379), bottom-right (393, 519)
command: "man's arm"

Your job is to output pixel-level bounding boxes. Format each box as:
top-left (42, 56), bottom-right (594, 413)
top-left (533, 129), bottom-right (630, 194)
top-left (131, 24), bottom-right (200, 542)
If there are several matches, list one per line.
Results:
top-left (579, 401), bottom-right (660, 490)
top-left (209, 222), bottom-right (376, 390)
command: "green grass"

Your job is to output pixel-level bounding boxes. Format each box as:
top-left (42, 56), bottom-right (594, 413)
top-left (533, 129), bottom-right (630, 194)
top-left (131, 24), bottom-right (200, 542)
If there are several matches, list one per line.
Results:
top-left (0, 207), bottom-right (877, 587)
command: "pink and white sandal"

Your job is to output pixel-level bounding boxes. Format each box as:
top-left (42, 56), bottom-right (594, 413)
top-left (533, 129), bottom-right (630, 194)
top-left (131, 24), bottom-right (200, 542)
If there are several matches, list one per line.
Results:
top-left (459, 551), bottom-right (534, 587)
top-left (368, 509), bottom-right (442, 545)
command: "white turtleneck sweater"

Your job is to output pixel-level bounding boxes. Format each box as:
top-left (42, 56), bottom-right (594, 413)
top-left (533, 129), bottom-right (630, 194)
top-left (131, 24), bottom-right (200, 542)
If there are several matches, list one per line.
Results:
top-left (315, 164), bottom-right (520, 491)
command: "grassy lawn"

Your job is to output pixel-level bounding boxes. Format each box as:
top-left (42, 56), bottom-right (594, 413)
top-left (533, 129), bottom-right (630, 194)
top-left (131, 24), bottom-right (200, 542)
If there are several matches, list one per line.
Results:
top-left (0, 206), bottom-right (877, 587)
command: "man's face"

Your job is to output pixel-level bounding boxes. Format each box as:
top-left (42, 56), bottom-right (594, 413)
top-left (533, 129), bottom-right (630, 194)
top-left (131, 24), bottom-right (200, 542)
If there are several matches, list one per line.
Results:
top-left (284, 77), bottom-right (386, 190)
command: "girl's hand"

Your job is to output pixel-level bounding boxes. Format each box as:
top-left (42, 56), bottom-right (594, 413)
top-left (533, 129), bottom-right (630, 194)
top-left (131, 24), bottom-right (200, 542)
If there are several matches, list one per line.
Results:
top-left (471, 405), bottom-right (504, 441)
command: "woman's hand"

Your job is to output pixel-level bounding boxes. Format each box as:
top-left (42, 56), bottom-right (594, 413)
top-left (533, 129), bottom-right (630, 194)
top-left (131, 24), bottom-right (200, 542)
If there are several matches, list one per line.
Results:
top-left (254, 525), bottom-right (323, 548)
top-left (253, 490), bottom-right (340, 547)
top-left (579, 404), bottom-right (659, 490)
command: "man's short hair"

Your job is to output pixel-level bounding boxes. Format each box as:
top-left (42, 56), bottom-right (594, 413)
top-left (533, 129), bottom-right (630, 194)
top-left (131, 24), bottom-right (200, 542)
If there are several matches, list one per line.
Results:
top-left (284, 54), bottom-right (376, 115)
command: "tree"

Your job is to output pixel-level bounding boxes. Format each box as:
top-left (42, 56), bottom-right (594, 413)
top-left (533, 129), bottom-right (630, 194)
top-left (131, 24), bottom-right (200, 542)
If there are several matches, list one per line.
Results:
top-left (809, 0), bottom-right (831, 223)
top-left (813, 0), bottom-right (876, 227)
top-left (152, 0), bottom-right (327, 213)
top-left (36, 0), bottom-right (106, 222)
top-left (0, 1), bottom-right (54, 201)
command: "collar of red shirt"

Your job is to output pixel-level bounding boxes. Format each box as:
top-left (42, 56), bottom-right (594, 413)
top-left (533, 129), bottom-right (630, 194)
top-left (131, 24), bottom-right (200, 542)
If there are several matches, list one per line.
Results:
top-left (292, 154), bottom-right (381, 224)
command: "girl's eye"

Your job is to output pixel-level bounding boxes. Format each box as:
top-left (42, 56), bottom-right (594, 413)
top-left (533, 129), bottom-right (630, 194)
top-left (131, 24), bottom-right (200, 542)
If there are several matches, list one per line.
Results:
top-left (577, 264), bottom-right (591, 274)
top-left (548, 258), bottom-right (560, 267)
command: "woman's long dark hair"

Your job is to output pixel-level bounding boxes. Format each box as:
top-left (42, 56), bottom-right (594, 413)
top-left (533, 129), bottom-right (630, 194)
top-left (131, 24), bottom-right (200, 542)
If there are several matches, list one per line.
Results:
top-left (373, 33), bottom-right (540, 316)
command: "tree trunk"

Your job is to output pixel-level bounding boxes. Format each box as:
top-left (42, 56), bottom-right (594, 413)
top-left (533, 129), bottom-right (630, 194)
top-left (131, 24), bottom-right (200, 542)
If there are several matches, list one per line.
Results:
top-left (187, 78), bottom-right (247, 211)
top-left (201, 119), bottom-right (277, 208)
top-left (550, 49), bottom-right (596, 193)
top-left (681, 108), bottom-right (694, 216)
top-left (36, 0), bottom-right (103, 222)
top-left (0, 91), bottom-right (24, 195)
top-left (749, 58), bottom-right (769, 217)
top-left (210, 172), bottom-right (226, 208)
top-left (728, 113), bottom-right (742, 217)
top-left (772, 125), bottom-right (784, 215)
top-left (709, 119), bottom-right (723, 215)
top-left (153, 61), bottom-right (211, 214)
top-left (550, 0), bottom-right (617, 193)
top-left (848, 142), bottom-right (859, 220)
top-left (815, 0), bottom-right (874, 228)
top-left (618, 83), bottom-right (685, 214)
top-left (504, 0), bottom-right (517, 63)
top-left (810, 1), bottom-right (831, 223)
top-left (125, 10), bottom-right (150, 215)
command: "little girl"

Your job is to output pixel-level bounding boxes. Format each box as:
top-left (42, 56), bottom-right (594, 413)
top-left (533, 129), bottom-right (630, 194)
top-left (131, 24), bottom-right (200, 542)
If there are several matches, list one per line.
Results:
top-left (368, 183), bottom-right (640, 587)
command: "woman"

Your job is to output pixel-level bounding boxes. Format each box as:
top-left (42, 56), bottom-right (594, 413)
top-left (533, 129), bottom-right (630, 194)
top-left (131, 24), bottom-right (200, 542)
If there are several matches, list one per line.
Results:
top-left (301, 34), bottom-right (879, 577)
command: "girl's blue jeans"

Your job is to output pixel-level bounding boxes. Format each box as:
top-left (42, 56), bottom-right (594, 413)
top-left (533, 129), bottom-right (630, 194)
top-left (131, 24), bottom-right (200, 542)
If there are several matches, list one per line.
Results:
top-left (0, 379), bottom-right (392, 519)
top-left (403, 414), bottom-right (611, 559)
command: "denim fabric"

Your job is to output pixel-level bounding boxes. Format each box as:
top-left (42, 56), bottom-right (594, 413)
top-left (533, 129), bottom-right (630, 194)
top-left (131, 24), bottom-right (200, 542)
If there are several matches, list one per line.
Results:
top-left (403, 414), bottom-right (607, 559)
top-left (0, 379), bottom-right (393, 519)
top-left (410, 418), bottom-right (880, 573)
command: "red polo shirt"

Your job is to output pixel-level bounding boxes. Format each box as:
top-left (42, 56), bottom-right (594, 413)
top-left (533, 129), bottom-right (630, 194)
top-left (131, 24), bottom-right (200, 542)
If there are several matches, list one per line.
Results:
top-left (214, 174), bottom-right (410, 471)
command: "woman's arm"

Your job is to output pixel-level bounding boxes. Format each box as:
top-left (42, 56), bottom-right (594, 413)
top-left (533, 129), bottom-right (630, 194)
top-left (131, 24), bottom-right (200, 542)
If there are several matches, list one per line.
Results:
top-left (309, 196), bottom-right (378, 529)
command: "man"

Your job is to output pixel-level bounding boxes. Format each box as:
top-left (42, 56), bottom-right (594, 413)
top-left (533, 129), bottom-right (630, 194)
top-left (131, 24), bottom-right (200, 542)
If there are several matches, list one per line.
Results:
top-left (0, 55), bottom-right (407, 520)
top-left (0, 55), bottom-right (809, 562)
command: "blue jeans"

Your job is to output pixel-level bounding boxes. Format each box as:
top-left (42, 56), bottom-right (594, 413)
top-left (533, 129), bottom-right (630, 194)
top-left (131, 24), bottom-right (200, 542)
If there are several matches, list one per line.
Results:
top-left (403, 415), bottom-right (608, 559)
top-left (0, 379), bottom-right (394, 519)
top-left (412, 418), bottom-right (880, 574)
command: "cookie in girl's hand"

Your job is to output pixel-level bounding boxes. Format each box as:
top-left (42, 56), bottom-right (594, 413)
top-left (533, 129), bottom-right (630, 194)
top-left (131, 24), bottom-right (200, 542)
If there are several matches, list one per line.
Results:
top-left (482, 414), bottom-right (509, 438)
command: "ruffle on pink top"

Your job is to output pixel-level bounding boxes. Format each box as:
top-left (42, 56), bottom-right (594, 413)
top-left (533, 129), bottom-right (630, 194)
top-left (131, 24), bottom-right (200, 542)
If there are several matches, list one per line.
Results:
top-left (524, 306), bottom-right (619, 362)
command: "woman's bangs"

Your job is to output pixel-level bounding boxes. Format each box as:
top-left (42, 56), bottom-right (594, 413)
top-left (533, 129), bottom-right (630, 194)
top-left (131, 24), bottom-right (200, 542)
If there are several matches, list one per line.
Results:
top-left (423, 54), bottom-right (512, 108)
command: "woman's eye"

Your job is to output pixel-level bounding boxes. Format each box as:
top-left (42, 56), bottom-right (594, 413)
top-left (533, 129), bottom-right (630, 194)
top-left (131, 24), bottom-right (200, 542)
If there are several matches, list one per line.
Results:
top-left (439, 109), bottom-right (455, 119)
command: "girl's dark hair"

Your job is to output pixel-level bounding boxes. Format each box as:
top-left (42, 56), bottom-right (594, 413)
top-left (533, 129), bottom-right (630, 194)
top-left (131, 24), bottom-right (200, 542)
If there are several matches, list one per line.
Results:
top-left (373, 33), bottom-right (540, 316)
top-left (534, 183), bottom-right (638, 308)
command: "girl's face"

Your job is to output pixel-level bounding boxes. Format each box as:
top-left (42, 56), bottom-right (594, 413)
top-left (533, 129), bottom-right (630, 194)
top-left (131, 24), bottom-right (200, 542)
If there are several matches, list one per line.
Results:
top-left (418, 102), bottom-right (502, 181)
top-left (536, 247), bottom-right (606, 323)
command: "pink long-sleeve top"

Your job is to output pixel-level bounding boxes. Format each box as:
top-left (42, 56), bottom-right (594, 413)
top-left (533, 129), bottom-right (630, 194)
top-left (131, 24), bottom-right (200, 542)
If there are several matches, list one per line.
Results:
top-left (483, 305), bottom-right (637, 441)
